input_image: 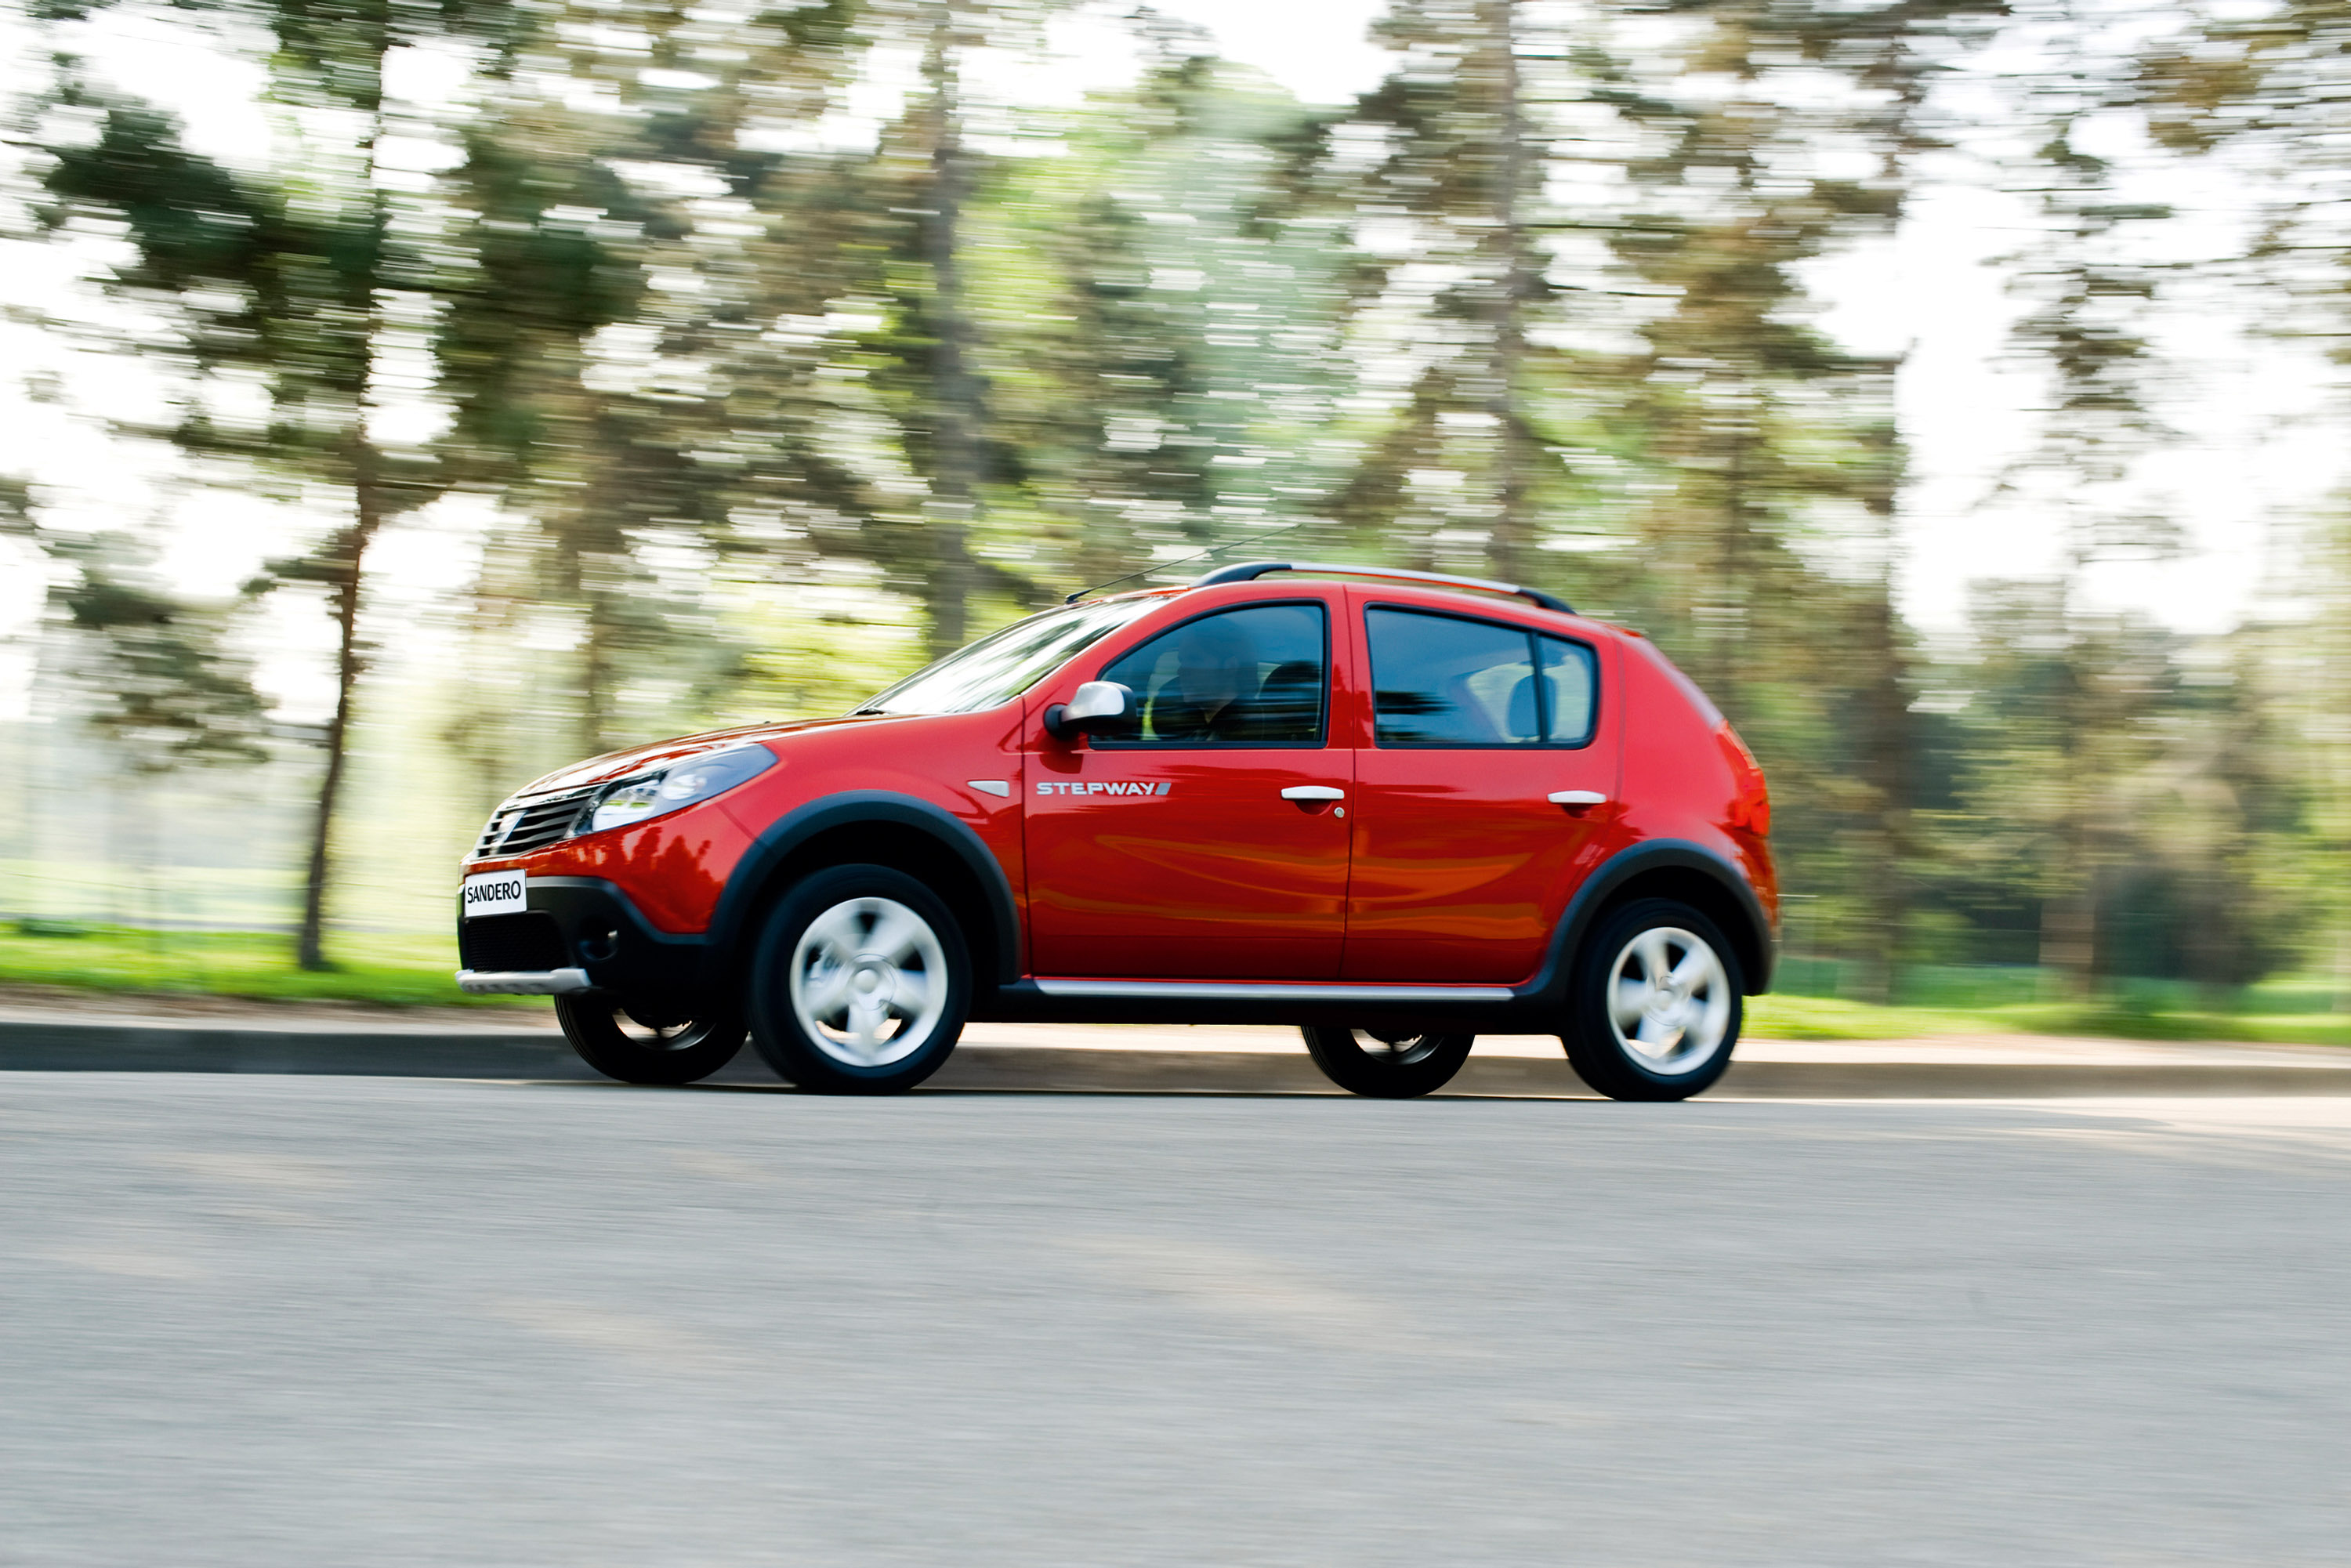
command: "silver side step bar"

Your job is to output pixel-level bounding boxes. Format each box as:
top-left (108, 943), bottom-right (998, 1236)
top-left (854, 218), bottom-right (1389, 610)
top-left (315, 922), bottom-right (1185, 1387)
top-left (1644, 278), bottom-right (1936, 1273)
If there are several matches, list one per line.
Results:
top-left (455, 969), bottom-right (593, 996)
top-left (1032, 979), bottom-right (1514, 1003)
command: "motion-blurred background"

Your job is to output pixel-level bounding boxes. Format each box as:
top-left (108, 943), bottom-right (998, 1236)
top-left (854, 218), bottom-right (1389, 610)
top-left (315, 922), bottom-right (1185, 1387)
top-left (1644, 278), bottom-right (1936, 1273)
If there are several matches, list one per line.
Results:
top-left (0, 0), bottom-right (2345, 1038)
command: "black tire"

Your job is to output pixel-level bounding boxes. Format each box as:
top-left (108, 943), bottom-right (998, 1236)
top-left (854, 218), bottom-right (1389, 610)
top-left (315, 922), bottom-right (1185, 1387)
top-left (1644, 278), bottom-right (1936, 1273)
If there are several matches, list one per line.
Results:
top-left (1301, 1027), bottom-right (1475, 1098)
top-left (746, 864), bottom-right (971, 1095)
top-left (1561, 897), bottom-right (1744, 1102)
top-left (554, 994), bottom-right (745, 1085)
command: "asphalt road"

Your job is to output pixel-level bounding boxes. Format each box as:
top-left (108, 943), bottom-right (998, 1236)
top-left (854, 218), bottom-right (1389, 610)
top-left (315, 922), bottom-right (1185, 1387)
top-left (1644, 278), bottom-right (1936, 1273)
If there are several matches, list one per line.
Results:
top-left (5, 1075), bottom-right (2349, 1566)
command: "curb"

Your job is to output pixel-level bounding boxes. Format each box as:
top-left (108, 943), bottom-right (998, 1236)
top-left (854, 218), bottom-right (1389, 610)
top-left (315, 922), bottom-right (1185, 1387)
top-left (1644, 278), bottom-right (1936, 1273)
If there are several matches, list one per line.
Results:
top-left (2, 1016), bottom-right (2346, 1097)
top-left (0, 1017), bottom-right (585, 1078)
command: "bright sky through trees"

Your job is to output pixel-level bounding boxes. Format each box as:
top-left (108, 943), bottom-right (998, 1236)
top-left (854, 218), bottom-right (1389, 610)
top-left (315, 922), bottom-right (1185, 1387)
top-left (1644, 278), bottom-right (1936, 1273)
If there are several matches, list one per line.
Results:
top-left (0, 0), bottom-right (2334, 695)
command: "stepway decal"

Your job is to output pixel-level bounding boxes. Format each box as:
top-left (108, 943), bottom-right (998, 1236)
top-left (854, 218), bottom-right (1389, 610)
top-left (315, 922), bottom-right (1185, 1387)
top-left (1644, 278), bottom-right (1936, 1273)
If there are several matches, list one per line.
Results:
top-left (1036, 780), bottom-right (1172, 796)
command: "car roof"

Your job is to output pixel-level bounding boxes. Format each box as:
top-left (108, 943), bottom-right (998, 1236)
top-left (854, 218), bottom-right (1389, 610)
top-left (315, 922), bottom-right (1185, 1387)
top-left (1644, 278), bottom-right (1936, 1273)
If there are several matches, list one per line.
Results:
top-left (1083, 563), bottom-right (1600, 636)
top-left (1191, 560), bottom-right (1574, 614)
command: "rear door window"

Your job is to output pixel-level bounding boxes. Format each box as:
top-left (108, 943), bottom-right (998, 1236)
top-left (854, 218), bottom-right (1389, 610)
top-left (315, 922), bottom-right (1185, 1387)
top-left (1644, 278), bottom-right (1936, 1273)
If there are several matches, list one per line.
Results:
top-left (1367, 607), bottom-right (1596, 748)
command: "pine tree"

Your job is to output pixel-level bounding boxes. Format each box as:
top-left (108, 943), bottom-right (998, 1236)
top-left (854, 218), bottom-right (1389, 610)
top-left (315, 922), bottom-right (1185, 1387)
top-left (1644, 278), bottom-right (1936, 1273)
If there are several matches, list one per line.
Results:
top-left (2136, 0), bottom-right (2351, 1004)
top-left (1992, 25), bottom-right (2184, 994)
top-left (433, 0), bottom-right (853, 755)
top-left (28, 0), bottom-right (524, 967)
top-left (1320, 0), bottom-right (1590, 588)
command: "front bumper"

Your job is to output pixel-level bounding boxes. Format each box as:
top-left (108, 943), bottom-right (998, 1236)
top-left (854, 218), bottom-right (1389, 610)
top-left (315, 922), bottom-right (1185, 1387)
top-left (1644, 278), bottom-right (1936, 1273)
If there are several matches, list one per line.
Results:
top-left (455, 967), bottom-right (593, 995)
top-left (454, 875), bottom-right (713, 1001)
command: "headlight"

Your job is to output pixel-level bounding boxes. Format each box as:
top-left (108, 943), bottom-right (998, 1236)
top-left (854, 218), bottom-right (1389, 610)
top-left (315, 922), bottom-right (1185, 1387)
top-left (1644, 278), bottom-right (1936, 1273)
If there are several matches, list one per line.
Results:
top-left (587, 744), bottom-right (775, 835)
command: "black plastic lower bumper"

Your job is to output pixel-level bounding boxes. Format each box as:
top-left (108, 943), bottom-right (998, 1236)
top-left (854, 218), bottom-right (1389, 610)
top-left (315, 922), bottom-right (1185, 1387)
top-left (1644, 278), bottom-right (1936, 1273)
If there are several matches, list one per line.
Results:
top-left (455, 876), bottom-right (712, 1001)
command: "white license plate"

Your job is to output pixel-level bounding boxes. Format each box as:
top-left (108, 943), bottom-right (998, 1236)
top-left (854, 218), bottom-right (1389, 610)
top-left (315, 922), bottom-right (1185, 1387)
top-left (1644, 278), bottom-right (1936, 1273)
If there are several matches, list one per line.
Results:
top-left (462, 871), bottom-right (527, 919)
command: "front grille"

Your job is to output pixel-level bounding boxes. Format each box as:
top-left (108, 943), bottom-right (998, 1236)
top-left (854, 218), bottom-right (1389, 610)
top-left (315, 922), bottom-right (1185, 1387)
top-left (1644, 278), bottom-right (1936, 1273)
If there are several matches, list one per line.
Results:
top-left (473, 786), bottom-right (598, 857)
top-left (460, 913), bottom-right (568, 972)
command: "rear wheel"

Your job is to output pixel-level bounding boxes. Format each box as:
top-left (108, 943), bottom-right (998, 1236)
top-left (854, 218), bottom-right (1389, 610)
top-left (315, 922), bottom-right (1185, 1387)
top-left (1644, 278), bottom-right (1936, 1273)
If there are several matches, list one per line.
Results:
top-left (747, 864), bottom-right (970, 1095)
top-left (1561, 898), bottom-right (1741, 1101)
top-left (1301, 1027), bottom-right (1474, 1098)
top-left (555, 995), bottom-right (744, 1085)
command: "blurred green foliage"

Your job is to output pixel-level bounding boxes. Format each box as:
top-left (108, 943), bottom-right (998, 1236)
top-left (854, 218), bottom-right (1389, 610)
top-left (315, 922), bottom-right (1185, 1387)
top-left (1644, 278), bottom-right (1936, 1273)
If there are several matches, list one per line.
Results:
top-left (3, 0), bottom-right (2349, 1023)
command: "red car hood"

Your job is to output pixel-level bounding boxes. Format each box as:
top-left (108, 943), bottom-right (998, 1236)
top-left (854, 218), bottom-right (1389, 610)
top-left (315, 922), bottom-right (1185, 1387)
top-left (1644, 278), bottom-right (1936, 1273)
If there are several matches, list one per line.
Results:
top-left (513, 714), bottom-right (895, 797)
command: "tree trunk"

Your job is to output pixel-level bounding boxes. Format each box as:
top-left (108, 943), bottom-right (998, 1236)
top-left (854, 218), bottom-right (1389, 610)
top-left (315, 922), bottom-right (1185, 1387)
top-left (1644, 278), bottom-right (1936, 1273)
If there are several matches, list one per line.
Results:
top-left (297, 73), bottom-right (389, 974)
top-left (1701, 422), bottom-right (1751, 718)
top-left (580, 582), bottom-right (618, 759)
top-left (1851, 585), bottom-right (1910, 1005)
top-left (2038, 862), bottom-right (2096, 998)
top-left (295, 499), bottom-right (382, 972)
top-left (920, 12), bottom-right (980, 661)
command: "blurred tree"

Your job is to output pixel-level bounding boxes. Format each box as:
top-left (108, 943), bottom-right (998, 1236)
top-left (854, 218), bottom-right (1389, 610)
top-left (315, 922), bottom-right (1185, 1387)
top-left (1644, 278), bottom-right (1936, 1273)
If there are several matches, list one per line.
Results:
top-left (1947, 582), bottom-right (2173, 988)
top-left (27, 0), bottom-right (522, 967)
top-left (1932, 582), bottom-right (2301, 992)
top-left (993, 28), bottom-right (1354, 593)
top-left (1295, 0), bottom-right (1598, 588)
top-left (1588, 0), bottom-right (1998, 998)
top-left (41, 532), bottom-right (273, 773)
top-left (1991, 35), bottom-right (2186, 993)
top-left (2, 477), bottom-right (268, 769)
top-left (433, 0), bottom-right (853, 755)
top-left (6, 0), bottom-right (2339, 1009)
top-left (782, 0), bottom-right (1063, 658)
top-left (1792, 0), bottom-right (2004, 1001)
top-left (2136, 0), bottom-right (2351, 1003)
top-left (2299, 507), bottom-right (2351, 1008)
top-left (1240, 0), bottom-right (1998, 998)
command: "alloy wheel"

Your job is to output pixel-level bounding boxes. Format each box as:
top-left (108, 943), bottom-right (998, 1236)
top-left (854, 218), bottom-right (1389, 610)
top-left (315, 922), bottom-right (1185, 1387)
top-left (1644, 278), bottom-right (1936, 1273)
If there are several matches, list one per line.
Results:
top-left (788, 896), bottom-right (950, 1068)
top-left (1606, 925), bottom-right (1733, 1075)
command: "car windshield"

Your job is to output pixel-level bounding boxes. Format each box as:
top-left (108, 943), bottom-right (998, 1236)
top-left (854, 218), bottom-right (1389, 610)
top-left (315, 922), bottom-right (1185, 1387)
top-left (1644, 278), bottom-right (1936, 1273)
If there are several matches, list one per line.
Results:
top-left (853, 597), bottom-right (1162, 717)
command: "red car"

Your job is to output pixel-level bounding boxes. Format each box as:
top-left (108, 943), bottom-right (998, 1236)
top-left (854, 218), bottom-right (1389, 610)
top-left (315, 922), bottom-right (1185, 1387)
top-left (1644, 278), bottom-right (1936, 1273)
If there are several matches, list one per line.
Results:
top-left (456, 563), bottom-right (1776, 1099)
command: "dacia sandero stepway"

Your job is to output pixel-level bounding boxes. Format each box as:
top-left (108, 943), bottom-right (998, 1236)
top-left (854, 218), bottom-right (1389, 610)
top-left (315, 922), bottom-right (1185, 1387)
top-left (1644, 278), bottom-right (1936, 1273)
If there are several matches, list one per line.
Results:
top-left (455, 562), bottom-right (1776, 1099)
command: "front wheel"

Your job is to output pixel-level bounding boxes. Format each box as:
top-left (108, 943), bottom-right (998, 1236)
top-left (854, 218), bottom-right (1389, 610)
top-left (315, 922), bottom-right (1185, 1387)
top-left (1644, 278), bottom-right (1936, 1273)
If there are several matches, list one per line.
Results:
top-left (554, 995), bottom-right (745, 1085)
top-left (1561, 899), bottom-right (1743, 1102)
top-left (746, 864), bottom-right (970, 1095)
top-left (1301, 1027), bottom-right (1474, 1098)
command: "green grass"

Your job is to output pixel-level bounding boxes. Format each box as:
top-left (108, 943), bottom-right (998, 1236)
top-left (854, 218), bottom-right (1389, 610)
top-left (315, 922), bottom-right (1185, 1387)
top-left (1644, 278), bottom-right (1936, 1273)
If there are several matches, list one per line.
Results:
top-left (1746, 989), bottom-right (2351, 1046)
top-left (1745, 994), bottom-right (2019, 1041)
top-left (4, 922), bottom-right (2348, 1043)
top-left (0, 923), bottom-right (531, 1009)
top-left (1991, 1001), bottom-right (2351, 1048)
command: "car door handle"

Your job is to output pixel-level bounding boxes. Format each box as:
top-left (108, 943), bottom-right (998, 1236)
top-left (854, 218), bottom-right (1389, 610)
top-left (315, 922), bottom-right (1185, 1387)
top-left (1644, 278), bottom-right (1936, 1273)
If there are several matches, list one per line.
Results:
top-left (1281, 786), bottom-right (1346, 802)
top-left (1548, 790), bottom-right (1608, 807)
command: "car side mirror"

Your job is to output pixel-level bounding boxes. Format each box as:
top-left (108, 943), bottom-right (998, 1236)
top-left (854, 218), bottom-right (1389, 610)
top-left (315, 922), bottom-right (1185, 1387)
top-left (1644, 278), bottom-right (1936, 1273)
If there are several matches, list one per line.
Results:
top-left (1044, 680), bottom-right (1136, 742)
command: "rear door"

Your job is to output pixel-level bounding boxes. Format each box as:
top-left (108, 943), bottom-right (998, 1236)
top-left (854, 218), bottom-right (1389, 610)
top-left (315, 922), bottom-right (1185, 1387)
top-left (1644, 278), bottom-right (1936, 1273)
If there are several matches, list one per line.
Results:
top-left (1023, 599), bottom-right (1355, 979)
top-left (1342, 596), bottom-right (1619, 983)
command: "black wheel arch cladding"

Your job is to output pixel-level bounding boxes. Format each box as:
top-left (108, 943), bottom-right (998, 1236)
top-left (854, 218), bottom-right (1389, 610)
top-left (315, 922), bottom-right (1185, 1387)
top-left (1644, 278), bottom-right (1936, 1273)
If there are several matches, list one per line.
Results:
top-left (708, 791), bottom-right (1023, 990)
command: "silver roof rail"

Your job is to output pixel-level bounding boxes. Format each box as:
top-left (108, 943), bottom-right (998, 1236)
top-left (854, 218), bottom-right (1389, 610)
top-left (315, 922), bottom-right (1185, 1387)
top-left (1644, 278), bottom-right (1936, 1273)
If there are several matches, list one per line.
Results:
top-left (1192, 561), bottom-right (1574, 615)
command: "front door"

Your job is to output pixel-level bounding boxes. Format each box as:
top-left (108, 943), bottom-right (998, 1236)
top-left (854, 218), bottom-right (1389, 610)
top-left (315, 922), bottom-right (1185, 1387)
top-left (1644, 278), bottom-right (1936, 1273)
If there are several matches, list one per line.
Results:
top-left (1342, 600), bottom-right (1620, 983)
top-left (1025, 600), bottom-right (1353, 978)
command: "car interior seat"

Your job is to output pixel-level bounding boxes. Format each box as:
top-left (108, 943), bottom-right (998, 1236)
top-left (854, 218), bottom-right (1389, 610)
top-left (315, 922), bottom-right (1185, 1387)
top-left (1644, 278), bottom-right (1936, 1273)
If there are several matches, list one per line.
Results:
top-left (1236, 660), bottom-right (1321, 741)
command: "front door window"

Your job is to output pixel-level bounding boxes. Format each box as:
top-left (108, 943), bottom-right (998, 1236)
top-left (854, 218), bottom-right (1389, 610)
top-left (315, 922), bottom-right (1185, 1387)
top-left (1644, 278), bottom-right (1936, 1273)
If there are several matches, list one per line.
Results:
top-left (1096, 603), bottom-right (1328, 747)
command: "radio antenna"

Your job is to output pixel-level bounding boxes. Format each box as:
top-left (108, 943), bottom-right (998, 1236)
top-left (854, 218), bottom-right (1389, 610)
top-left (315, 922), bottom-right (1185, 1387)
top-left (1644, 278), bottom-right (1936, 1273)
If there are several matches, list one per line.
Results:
top-left (1063, 525), bottom-right (1298, 605)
